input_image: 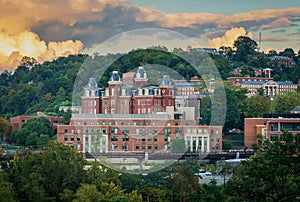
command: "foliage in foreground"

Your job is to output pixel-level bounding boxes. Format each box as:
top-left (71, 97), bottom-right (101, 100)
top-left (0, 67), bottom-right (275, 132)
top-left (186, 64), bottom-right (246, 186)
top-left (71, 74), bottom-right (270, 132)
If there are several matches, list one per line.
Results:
top-left (1, 131), bottom-right (300, 201)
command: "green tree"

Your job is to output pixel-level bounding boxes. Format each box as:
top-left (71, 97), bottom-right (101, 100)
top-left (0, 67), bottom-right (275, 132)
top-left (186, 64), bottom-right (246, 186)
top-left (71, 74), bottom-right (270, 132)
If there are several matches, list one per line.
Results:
top-left (164, 158), bottom-right (201, 201)
top-left (199, 180), bottom-right (224, 202)
top-left (271, 91), bottom-right (300, 113)
top-left (8, 141), bottom-right (87, 201)
top-left (233, 36), bottom-right (258, 62)
top-left (223, 132), bottom-right (300, 201)
top-left (245, 95), bottom-right (270, 118)
top-left (279, 48), bottom-right (296, 59)
top-left (222, 140), bottom-right (233, 151)
top-left (11, 117), bottom-right (53, 148)
top-left (170, 137), bottom-right (187, 153)
top-left (74, 184), bottom-right (101, 202)
top-left (0, 117), bottom-right (9, 141)
top-left (0, 172), bottom-right (16, 202)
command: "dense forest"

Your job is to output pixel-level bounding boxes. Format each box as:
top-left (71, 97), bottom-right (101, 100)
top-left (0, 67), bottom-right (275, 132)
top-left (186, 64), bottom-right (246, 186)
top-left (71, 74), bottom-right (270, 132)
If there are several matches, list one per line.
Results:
top-left (0, 36), bottom-right (300, 130)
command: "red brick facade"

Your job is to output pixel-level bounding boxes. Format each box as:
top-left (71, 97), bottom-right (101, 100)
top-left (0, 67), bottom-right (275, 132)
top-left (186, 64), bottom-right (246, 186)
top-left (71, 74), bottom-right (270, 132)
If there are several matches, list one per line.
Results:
top-left (244, 117), bottom-right (300, 148)
top-left (10, 114), bottom-right (63, 133)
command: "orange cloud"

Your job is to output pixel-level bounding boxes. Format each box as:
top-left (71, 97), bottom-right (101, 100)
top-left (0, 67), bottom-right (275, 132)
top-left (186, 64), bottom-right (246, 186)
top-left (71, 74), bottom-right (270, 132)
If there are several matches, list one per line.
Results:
top-left (261, 18), bottom-right (292, 29)
top-left (0, 31), bottom-right (83, 71)
top-left (0, 0), bottom-right (299, 70)
top-left (208, 27), bottom-right (253, 49)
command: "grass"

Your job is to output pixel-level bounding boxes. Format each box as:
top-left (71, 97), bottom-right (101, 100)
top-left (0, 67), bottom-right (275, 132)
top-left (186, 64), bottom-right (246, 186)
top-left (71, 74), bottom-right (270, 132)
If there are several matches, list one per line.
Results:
top-left (222, 133), bottom-right (244, 148)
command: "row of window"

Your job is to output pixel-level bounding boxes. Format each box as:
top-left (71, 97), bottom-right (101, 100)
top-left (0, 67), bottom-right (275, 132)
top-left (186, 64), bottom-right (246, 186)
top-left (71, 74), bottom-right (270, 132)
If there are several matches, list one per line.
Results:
top-left (66, 127), bottom-right (216, 135)
top-left (110, 136), bottom-right (168, 142)
top-left (111, 144), bottom-right (163, 150)
top-left (64, 136), bottom-right (80, 142)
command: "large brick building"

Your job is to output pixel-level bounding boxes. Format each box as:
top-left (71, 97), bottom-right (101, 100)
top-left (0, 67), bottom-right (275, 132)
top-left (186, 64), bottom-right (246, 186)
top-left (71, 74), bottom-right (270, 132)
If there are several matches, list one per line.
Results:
top-left (244, 113), bottom-right (300, 148)
top-left (57, 67), bottom-right (223, 153)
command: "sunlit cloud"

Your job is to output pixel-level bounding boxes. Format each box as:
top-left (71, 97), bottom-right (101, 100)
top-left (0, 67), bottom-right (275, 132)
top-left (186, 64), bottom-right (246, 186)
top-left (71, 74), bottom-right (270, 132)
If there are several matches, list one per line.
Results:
top-left (0, 31), bottom-right (83, 71)
top-left (260, 18), bottom-right (292, 30)
top-left (208, 27), bottom-right (253, 49)
top-left (0, 0), bottom-right (299, 70)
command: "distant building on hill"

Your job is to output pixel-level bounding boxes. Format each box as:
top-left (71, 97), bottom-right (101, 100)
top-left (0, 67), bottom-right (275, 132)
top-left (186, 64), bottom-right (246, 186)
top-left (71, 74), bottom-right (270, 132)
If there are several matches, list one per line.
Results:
top-left (10, 112), bottom-right (63, 133)
top-left (270, 56), bottom-right (296, 68)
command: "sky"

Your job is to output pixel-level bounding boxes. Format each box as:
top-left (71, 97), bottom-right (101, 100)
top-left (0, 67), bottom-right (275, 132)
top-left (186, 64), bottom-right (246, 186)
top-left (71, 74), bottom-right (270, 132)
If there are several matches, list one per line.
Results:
top-left (0, 0), bottom-right (299, 71)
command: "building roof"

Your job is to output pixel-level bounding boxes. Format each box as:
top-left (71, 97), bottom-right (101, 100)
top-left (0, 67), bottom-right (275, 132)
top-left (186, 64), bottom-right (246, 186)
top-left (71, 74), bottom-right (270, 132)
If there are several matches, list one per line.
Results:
top-left (290, 106), bottom-right (300, 113)
top-left (277, 81), bottom-right (294, 85)
top-left (252, 68), bottom-right (263, 71)
top-left (231, 68), bottom-right (241, 71)
top-left (174, 82), bottom-right (194, 87)
top-left (270, 56), bottom-right (294, 60)
top-left (262, 113), bottom-right (300, 119)
top-left (241, 81), bottom-right (266, 85)
top-left (122, 72), bottom-right (135, 78)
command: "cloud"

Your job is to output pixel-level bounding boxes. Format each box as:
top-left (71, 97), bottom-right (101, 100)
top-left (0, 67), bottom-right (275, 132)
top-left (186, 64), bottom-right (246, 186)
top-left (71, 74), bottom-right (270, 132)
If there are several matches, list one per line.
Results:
top-left (0, 31), bottom-right (83, 71)
top-left (271, 29), bottom-right (287, 33)
top-left (208, 27), bottom-right (253, 49)
top-left (0, 0), bottom-right (300, 70)
top-left (260, 18), bottom-right (292, 29)
top-left (261, 36), bottom-right (291, 42)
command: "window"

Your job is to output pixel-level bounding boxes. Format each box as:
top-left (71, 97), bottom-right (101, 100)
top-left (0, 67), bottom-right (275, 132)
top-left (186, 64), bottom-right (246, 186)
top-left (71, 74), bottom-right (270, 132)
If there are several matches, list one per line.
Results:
top-left (175, 128), bottom-right (182, 134)
top-left (64, 136), bottom-right (68, 141)
top-left (154, 144), bottom-right (158, 150)
top-left (136, 144), bottom-right (140, 150)
top-left (148, 137), bottom-right (152, 141)
top-left (77, 144), bottom-right (81, 150)
top-left (77, 137), bottom-right (80, 141)
top-left (270, 134), bottom-right (278, 141)
top-left (280, 134), bottom-right (286, 141)
top-left (122, 136), bottom-right (129, 141)
top-left (122, 144), bottom-right (129, 150)
top-left (142, 144), bottom-right (146, 149)
top-left (71, 136), bottom-right (74, 141)
top-left (164, 128), bottom-right (171, 135)
top-left (148, 129), bottom-right (152, 134)
top-left (154, 137), bottom-right (158, 142)
top-left (148, 145), bottom-right (152, 150)
top-left (65, 129), bottom-right (68, 133)
top-left (142, 137), bottom-right (146, 142)
top-left (164, 136), bottom-right (171, 142)
top-left (136, 137), bottom-right (140, 142)
top-left (111, 136), bottom-right (118, 141)
top-left (122, 129), bottom-right (129, 134)
top-left (111, 144), bottom-right (118, 150)
top-left (111, 128), bottom-right (118, 134)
